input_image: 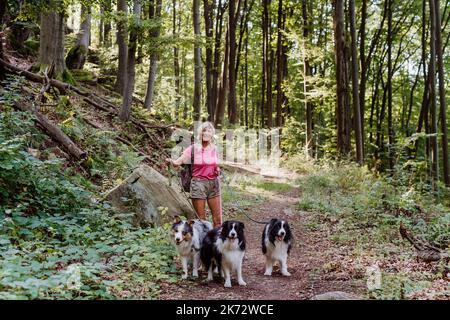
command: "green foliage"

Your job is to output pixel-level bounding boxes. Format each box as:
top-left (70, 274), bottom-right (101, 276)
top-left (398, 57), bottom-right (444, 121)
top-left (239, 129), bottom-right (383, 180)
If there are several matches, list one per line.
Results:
top-left (292, 158), bottom-right (450, 299)
top-left (0, 110), bottom-right (177, 299)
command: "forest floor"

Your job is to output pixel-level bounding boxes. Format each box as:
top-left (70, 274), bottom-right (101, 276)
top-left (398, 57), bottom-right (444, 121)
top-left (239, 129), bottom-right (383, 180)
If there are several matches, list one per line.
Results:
top-left (159, 168), bottom-right (367, 300)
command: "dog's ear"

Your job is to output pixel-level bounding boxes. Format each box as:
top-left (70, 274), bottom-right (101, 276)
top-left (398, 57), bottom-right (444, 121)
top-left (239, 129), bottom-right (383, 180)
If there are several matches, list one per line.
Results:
top-left (173, 215), bottom-right (182, 224)
top-left (188, 219), bottom-right (195, 227)
top-left (239, 221), bottom-right (245, 230)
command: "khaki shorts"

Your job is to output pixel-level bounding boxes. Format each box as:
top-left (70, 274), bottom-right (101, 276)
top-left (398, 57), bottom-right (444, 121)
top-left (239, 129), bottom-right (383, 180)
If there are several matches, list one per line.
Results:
top-left (190, 177), bottom-right (221, 200)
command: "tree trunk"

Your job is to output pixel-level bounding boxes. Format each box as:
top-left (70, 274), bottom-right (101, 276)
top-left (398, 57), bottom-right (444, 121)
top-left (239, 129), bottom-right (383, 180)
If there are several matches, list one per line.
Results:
top-left (193, 0), bottom-right (202, 121)
top-left (119, 0), bottom-right (141, 122)
top-left (104, 0), bottom-right (112, 47)
top-left (114, 0), bottom-right (128, 95)
top-left (302, 0), bottom-right (313, 156)
top-left (204, 0), bottom-right (214, 122)
top-left (261, 0), bottom-right (268, 127)
top-left (429, 0), bottom-right (439, 184)
top-left (266, 3), bottom-right (273, 128)
top-left (38, 4), bottom-right (67, 77)
top-left (349, 0), bottom-right (363, 164)
top-left (215, 29), bottom-right (229, 128)
top-left (212, 1), bottom-right (226, 124)
top-left (387, 0), bottom-right (395, 171)
top-left (144, 0), bottom-right (162, 110)
top-left (434, 0), bottom-right (450, 186)
top-left (173, 0), bottom-right (181, 120)
top-left (66, 5), bottom-right (91, 70)
top-left (0, 0), bottom-right (5, 80)
top-left (333, 0), bottom-right (351, 155)
top-left (275, 0), bottom-right (284, 127)
top-left (228, 0), bottom-right (239, 124)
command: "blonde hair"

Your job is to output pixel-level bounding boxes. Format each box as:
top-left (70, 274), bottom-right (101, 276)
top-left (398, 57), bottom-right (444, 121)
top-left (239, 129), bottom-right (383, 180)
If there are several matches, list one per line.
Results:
top-left (197, 121), bottom-right (216, 144)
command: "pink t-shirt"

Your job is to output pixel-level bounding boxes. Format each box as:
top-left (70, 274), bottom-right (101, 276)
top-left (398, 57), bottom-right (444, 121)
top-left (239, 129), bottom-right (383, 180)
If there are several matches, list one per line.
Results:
top-left (182, 144), bottom-right (218, 180)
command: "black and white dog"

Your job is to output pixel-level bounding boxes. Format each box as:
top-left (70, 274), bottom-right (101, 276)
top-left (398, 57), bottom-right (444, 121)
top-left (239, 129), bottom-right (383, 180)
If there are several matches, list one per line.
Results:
top-left (262, 218), bottom-right (293, 276)
top-left (171, 215), bottom-right (213, 279)
top-left (201, 221), bottom-right (246, 287)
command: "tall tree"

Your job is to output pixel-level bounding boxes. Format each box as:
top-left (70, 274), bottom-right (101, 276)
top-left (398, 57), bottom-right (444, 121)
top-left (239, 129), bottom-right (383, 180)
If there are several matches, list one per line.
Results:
top-left (434, 0), bottom-right (450, 186)
top-left (333, 0), bottom-right (351, 155)
top-left (275, 0), bottom-right (285, 127)
top-left (204, 0), bottom-right (214, 122)
top-left (387, 0), bottom-right (395, 171)
top-left (119, 0), bottom-right (141, 121)
top-left (349, 0), bottom-right (363, 164)
top-left (66, 5), bottom-right (91, 70)
top-left (429, 0), bottom-right (439, 183)
top-left (0, 0), bottom-right (6, 80)
top-left (144, 0), bottom-right (162, 110)
top-left (228, 0), bottom-right (240, 124)
top-left (173, 0), bottom-right (181, 120)
top-left (114, 0), bottom-right (128, 95)
top-left (302, 0), bottom-right (313, 156)
top-left (38, 1), bottom-right (67, 77)
top-left (192, 0), bottom-right (202, 121)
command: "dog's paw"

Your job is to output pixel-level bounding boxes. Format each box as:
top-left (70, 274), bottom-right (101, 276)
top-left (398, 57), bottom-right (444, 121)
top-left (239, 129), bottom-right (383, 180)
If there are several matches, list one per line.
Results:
top-left (181, 274), bottom-right (188, 280)
top-left (264, 270), bottom-right (272, 276)
top-left (224, 281), bottom-right (232, 288)
top-left (192, 272), bottom-right (199, 278)
top-left (281, 271), bottom-right (291, 276)
top-left (207, 274), bottom-right (213, 281)
top-left (238, 280), bottom-right (247, 286)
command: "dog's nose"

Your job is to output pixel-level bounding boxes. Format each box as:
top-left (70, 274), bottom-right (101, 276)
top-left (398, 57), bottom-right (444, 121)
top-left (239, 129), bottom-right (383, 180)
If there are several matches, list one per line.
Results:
top-left (230, 232), bottom-right (236, 238)
top-left (176, 237), bottom-right (181, 242)
top-left (280, 231), bottom-right (285, 235)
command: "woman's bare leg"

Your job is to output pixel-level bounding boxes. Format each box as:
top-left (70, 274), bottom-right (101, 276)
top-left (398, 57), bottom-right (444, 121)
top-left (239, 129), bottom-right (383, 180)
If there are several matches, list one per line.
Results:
top-left (207, 195), bottom-right (222, 228)
top-left (192, 198), bottom-right (206, 219)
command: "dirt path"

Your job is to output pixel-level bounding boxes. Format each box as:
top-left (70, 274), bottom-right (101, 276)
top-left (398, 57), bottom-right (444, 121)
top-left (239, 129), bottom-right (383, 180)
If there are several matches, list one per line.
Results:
top-left (159, 183), bottom-right (366, 300)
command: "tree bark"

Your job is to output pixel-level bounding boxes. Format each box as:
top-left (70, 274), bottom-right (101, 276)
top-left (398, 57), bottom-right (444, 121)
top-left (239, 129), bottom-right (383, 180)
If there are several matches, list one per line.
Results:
top-left (114, 0), bottom-right (128, 95)
top-left (212, 0), bottom-right (226, 125)
top-left (204, 0), bottom-right (214, 122)
top-left (349, 0), bottom-right (363, 164)
top-left (434, 0), bottom-right (450, 186)
top-left (66, 5), bottom-right (91, 70)
top-left (193, 0), bottom-right (202, 121)
top-left (119, 0), bottom-right (141, 122)
top-left (144, 0), bottom-right (162, 110)
top-left (387, 0), bottom-right (395, 171)
top-left (103, 0), bottom-right (112, 47)
top-left (215, 29), bottom-right (229, 128)
top-left (429, 0), bottom-right (439, 184)
top-left (275, 0), bottom-right (284, 127)
top-left (38, 3), bottom-right (67, 77)
top-left (302, 0), bottom-right (313, 156)
top-left (228, 0), bottom-right (239, 124)
top-left (173, 0), bottom-right (181, 120)
top-left (333, 0), bottom-right (351, 155)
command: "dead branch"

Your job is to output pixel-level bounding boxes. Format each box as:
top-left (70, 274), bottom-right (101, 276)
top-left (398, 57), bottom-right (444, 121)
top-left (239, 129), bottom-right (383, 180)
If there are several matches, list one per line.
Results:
top-left (13, 101), bottom-right (87, 160)
top-left (400, 222), bottom-right (449, 262)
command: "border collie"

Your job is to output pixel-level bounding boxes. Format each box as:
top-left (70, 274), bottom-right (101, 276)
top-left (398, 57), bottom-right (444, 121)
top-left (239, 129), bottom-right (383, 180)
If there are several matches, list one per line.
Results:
top-left (201, 221), bottom-right (246, 287)
top-left (262, 218), bottom-right (293, 276)
top-left (171, 215), bottom-right (213, 279)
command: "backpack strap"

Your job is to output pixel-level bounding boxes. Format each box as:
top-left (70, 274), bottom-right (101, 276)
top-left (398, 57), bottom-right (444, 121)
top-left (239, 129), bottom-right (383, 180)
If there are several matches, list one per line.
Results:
top-left (190, 143), bottom-right (194, 176)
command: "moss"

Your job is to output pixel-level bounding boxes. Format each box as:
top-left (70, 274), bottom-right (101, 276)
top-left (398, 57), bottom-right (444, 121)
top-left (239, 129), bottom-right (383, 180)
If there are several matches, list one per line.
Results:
top-left (70, 69), bottom-right (96, 82)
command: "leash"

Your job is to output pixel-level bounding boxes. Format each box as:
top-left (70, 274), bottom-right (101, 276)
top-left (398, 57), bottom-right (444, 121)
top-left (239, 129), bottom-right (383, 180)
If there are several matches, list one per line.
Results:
top-left (220, 170), bottom-right (269, 225)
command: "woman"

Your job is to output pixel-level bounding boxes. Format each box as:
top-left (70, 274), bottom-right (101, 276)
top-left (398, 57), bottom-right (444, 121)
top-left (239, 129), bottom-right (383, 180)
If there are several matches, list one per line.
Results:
top-left (166, 122), bottom-right (222, 228)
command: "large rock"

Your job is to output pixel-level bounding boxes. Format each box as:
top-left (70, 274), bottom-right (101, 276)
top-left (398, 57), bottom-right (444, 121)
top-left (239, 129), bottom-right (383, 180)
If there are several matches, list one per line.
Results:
top-left (310, 291), bottom-right (363, 300)
top-left (105, 164), bottom-right (195, 226)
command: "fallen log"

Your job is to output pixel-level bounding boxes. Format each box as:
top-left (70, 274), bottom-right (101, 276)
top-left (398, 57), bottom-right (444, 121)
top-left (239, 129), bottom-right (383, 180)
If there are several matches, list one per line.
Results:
top-left (13, 101), bottom-right (87, 160)
top-left (400, 222), bottom-right (449, 262)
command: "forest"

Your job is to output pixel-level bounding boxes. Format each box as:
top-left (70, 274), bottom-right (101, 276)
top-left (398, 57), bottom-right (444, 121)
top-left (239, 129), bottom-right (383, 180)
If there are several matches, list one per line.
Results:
top-left (0, 0), bottom-right (449, 300)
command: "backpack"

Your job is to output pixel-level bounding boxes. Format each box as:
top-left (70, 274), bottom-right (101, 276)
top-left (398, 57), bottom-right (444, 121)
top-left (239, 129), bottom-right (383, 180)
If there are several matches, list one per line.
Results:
top-left (180, 144), bottom-right (194, 192)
